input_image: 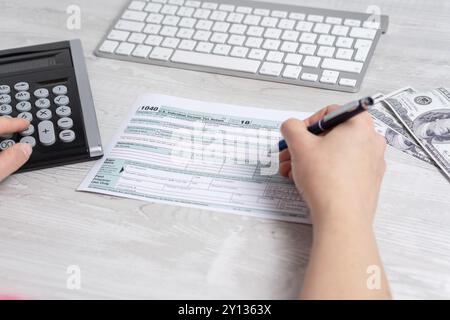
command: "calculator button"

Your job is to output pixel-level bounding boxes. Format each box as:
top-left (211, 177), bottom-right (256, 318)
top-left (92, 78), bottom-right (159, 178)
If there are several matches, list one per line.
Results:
top-left (0, 85), bottom-right (10, 94)
top-left (35, 98), bottom-right (51, 109)
top-left (14, 82), bottom-right (29, 91)
top-left (21, 124), bottom-right (35, 136)
top-left (52, 85), bottom-right (68, 95)
top-left (16, 101), bottom-right (32, 112)
top-left (0, 104), bottom-right (12, 115)
top-left (15, 91), bottom-right (30, 101)
top-left (57, 117), bottom-right (73, 130)
top-left (54, 95), bottom-right (69, 106)
top-left (36, 109), bottom-right (52, 120)
top-left (38, 120), bottom-right (56, 146)
top-left (56, 106), bottom-right (71, 117)
top-left (59, 130), bottom-right (76, 143)
top-left (0, 139), bottom-right (15, 150)
top-left (0, 94), bottom-right (11, 104)
top-left (20, 136), bottom-right (36, 148)
top-left (17, 112), bottom-right (33, 121)
top-left (34, 88), bottom-right (49, 98)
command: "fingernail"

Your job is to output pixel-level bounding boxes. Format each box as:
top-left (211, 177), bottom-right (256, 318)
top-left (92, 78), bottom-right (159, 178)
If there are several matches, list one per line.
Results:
top-left (18, 143), bottom-right (33, 157)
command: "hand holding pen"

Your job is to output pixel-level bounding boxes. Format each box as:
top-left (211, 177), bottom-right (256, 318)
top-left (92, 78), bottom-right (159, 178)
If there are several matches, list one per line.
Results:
top-left (274, 97), bottom-right (374, 152)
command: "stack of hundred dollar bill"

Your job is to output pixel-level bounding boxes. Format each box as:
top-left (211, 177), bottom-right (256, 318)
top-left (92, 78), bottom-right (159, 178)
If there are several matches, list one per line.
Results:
top-left (371, 87), bottom-right (450, 179)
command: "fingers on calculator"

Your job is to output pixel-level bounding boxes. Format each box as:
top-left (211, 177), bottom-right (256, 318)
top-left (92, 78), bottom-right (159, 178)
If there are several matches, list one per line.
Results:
top-left (0, 142), bottom-right (32, 181)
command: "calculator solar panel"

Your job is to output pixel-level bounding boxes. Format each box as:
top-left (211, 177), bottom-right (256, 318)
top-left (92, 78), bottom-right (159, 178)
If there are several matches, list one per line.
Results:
top-left (0, 40), bottom-right (103, 172)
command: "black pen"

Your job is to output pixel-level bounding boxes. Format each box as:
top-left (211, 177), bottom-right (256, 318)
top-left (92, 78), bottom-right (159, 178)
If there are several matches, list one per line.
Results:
top-left (275, 96), bottom-right (374, 152)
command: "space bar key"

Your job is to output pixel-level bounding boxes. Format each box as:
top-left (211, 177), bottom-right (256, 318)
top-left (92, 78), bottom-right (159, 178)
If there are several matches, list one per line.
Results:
top-left (171, 50), bottom-right (260, 74)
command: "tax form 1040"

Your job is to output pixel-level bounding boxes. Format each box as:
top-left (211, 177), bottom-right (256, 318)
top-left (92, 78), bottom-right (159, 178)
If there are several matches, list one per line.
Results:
top-left (79, 94), bottom-right (312, 223)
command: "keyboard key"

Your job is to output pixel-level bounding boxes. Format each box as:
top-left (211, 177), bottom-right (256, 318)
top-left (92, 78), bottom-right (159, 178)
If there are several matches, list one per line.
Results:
top-left (20, 136), bottom-right (36, 148)
top-left (54, 95), bottom-right (69, 106)
top-left (195, 41), bottom-right (214, 53)
top-left (307, 14), bottom-right (323, 22)
top-left (320, 70), bottom-right (339, 84)
top-left (350, 27), bottom-right (377, 39)
top-left (145, 35), bottom-right (163, 46)
top-left (284, 53), bottom-right (302, 65)
top-left (254, 8), bottom-right (270, 16)
top-left (289, 12), bottom-right (305, 20)
top-left (282, 65), bottom-right (302, 79)
top-left (0, 139), bottom-right (15, 150)
top-left (264, 28), bottom-right (282, 39)
top-left (143, 23), bottom-right (162, 34)
top-left (15, 91), bottom-right (30, 101)
top-left (266, 51), bottom-right (284, 63)
top-left (317, 34), bottom-right (335, 46)
top-left (0, 104), bottom-right (12, 115)
top-left (278, 19), bottom-right (296, 30)
top-left (144, 2), bottom-right (162, 13)
top-left (171, 50), bottom-right (261, 73)
top-left (21, 124), bottom-right (34, 136)
top-left (261, 17), bottom-right (278, 28)
top-left (179, 17), bottom-right (197, 28)
top-left (281, 30), bottom-right (299, 41)
top-left (179, 39), bottom-right (197, 50)
top-left (321, 58), bottom-right (363, 73)
top-left (243, 14), bottom-right (261, 26)
top-left (16, 101), bottom-right (31, 112)
top-left (36, 108), bottom-right (52, 121)
top-left (160, 26), bottom-right (179, 37)
top-left (0, 94), bottom-right (11, 104)
top-left (335, 37), bottom-right (353, 48)
top-left (246, 26), bottom-right (264, 37)
top-left (280, 41), bottom-right (298, 53)
top-left (295, 21), bottom-right (313, 32)
top-left (150, 47), bottom-right (174, 60)
top-left (245, 37), bottom-right (263, 48)
top-left (56, 106), bottom-right (72, 117)
top-left (298, 43), bottom-right (316, 55)
top-left (163, 15), bottom-right (181, 26)
top-left (299, 32), bottom-right (317, 43)
top-left (213, 44), bottom-right (231, 55)
top-left (228, 35), bottom-right (245, 46)
top-left (107, 29), bottom-right (130, 41)
top-left (354, 47), bottom-right (370, 62)
top-left (335, 48), bottom-right (354, 60)
top-left (344, 19), bottom-right (361, 27)
top-left (14, 82), bottom-right (29, 91)
top-left (325, 17), bottom-right (342, 24)
top-left (317, 46), bottom-right (335, 57)
top-left (313, 23), bottom-right (331, 34)
top-left (229, 24), bottom-right (247, 34)
top-left (230, 46), bottom-right (248, 58)
top-left (302, 56), bottom-right (321, 67)
top-left (57, 117), bottom-right (74, 130)
top-left (300, 72), bottom-right (318, 81)
top-left (35, 98), bottom-right (51, 109)
top-left (122, 9), bottom-right (148, 21)
top-left (259, 62), bottom-right (283, 76)
top-left (248, 49), bottom-right (267, 60)
top-left (210, 32), bottom-right (228, 43)
top-left (0, 85), bottom-right (10, 94)
top-left (213, 22), bottom-right (231, 33)
top-left (115, 19), bottom-right (145, 32)
top-left (129, 1), bottom-right (146, 11)
top-left (17, 112), bottom-right (32, 121)
top-left (331, 25), bottom-right (349, 36)
top-left (272, 10), bottom-right (287, 18)
top-left (162, 37), bottom-right (180, 48)
top-left (132, 44), bottom-right (153, 58)
top-left (262, 39), bottom-right (280, 50)
top-left (339, 78), bottom-right (357, 87)
top-left (53, 85), bottom-right (68, 95)
top-left (128, 32), bottom-right (147, 43)
top-left (236, 6), bottom-right (252, 14)
top-left (59, 130), bottom-right (76, 143)
top-left (226, 12), bottom-right (244, 23)
top-left (355, 39), bottom-right (373, 49)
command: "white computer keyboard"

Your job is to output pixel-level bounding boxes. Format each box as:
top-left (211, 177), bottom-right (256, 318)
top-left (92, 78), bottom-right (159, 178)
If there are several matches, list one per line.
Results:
top-left (96, 0), bottom-right (389, 92)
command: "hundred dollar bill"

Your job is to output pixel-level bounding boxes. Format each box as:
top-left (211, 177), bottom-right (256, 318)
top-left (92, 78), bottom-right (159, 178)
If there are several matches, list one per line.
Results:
top-left (371, 93), bottom-right (433, 164)
top-left (383, 87), bottom-right (450, 178)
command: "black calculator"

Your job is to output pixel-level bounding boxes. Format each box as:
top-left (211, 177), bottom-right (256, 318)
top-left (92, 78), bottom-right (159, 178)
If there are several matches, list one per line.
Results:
top-left (0, 40), bottom-right (103, 172)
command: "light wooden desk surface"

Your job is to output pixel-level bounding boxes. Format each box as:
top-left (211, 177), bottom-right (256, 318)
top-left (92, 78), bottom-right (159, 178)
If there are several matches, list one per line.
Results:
top-left (1, 0), bottom-right (450, 299)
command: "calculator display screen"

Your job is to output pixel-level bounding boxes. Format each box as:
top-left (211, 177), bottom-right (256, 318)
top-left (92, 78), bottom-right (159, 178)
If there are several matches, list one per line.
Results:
top-left (0, 56), bottom-right (58, 74)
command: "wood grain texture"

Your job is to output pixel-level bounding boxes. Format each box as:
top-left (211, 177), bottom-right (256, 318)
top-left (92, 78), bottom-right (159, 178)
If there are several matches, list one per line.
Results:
top-left (0, 0), bottom-right (449, 299)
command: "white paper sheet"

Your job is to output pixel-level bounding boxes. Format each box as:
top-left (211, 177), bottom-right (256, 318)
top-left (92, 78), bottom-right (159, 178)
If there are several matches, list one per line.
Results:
top-left (78, 94), bottom-right (312, 223)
